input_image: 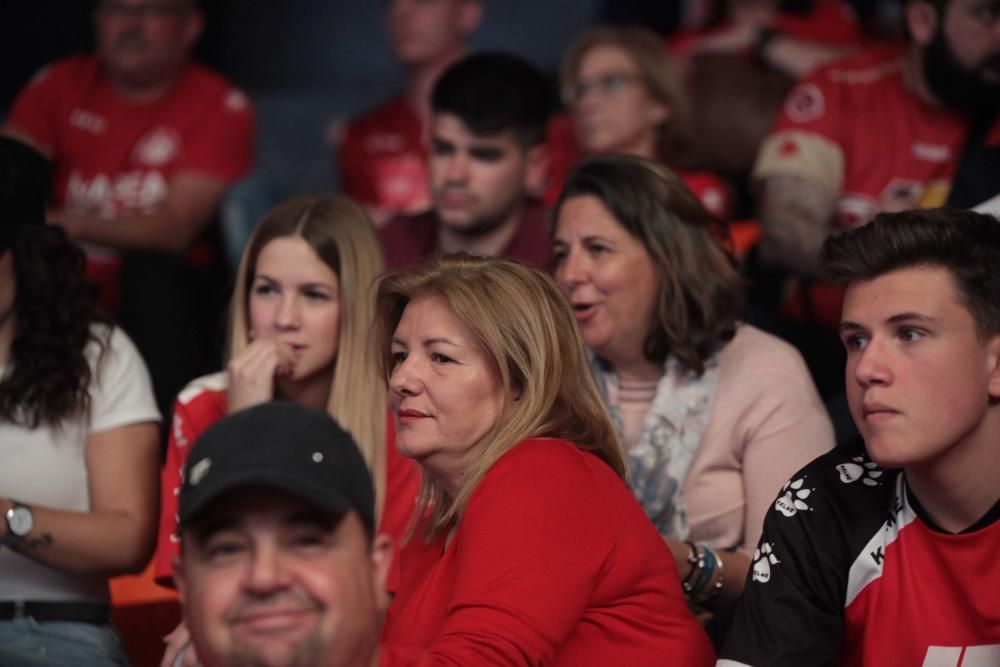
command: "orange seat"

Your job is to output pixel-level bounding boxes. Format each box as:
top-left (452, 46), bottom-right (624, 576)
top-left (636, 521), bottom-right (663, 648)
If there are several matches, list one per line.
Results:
top-left (729, 219), bottom-right (761, 259)
top-left (110, 561), bottom-right (181, 667)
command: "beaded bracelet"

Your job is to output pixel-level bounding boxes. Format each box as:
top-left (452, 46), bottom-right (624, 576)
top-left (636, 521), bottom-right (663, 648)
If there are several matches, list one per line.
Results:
top-left (696, 544), bottom-right (725, 605)
top-left (682, 541), bottom-right (717, 599)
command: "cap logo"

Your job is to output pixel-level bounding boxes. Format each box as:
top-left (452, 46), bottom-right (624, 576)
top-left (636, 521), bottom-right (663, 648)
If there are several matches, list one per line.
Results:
top-left (190, 458), bottom-right (212, 486)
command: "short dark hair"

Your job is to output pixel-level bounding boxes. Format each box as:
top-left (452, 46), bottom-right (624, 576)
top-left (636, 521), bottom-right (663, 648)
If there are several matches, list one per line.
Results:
top-left (552, 155), bottom-right (744, 375)
top-left (820, 207), bottom-right (1000, 339)
top-left (432, 52), bottom-right (554, 148)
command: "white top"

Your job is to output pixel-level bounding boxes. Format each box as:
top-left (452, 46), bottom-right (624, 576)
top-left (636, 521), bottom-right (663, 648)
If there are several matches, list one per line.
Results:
top-left (0, 325), bottom-right (160, 601)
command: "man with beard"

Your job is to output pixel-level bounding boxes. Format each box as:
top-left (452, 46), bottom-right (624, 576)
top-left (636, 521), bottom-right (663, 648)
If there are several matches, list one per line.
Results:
top-left (749, 0), bottom-right (1000, 320)
top-left (741, 0), bottom-right (1000, 417)
top-left (4, 0), bottom-right (254, 440)
top-left (172, 402), bottom-right (396, 667)
top-left (378, 53), bottom-right (554, 269)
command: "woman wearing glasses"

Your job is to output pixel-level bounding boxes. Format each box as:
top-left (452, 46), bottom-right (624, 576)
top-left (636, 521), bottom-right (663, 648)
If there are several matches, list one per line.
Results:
top-left (553, 25), bottom-right (731, 219)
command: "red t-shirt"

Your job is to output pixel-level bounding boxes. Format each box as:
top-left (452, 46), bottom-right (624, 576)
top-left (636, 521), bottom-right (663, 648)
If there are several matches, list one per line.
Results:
top-left (153, 372), bottom-right (420, 592)
top-left (753, 45), bottom-right (1000, 326)
top-left (382, 438), bottom-right (716, 666)
top-left (6, 55), bottom-right (254, 309)
top-left (337, 96), bottom-right (431, 222)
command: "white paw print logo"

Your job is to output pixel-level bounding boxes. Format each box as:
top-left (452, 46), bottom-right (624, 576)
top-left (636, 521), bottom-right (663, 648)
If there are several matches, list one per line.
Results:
top-left (752, 543), bottom-right (780, 583)
top-left (775, 477), bottom-right (813, 517)
top-left (836, 457), bottom-right (884, 486)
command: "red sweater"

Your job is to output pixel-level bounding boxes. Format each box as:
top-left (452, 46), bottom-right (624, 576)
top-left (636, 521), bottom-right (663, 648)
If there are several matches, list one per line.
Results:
top-left (382, 438), bottom-right (715, 666)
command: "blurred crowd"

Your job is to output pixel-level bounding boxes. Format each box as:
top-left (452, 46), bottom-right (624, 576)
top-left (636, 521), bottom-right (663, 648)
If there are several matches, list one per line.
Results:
top-left (2, 0), bottom-right (999, 665)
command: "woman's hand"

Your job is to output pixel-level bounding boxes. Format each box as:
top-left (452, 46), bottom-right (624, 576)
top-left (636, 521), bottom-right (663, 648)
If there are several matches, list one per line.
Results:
top-left (664, 535), bottom-right (751, 622)
top-left (226, 338), bottom-right (293, 413)
top-left (161, 622), bottom-right (199, 667)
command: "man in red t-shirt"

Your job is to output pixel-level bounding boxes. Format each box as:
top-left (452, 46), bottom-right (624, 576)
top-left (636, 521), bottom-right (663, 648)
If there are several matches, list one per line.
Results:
top-left (752, 0), bottom-right (1000, 327)
top-left (4, 0), bottom-right (255, 434)
top-left (379, 53), bottom-right (554, 270)
top-left (746, 0), bottom-right (1000, 409)
top-left (335, 0), bottom-right (481, 225)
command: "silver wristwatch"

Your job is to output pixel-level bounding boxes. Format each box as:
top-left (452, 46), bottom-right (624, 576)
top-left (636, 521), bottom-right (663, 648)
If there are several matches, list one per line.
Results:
top-left (2, 503), bottom-right (34, 547)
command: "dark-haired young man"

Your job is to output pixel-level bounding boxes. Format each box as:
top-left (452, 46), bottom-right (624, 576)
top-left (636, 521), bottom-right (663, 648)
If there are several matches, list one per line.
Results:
top-left (379, 52), bottom-right (554, 269)
top-left (718, 207), bottom-right (1000, 666)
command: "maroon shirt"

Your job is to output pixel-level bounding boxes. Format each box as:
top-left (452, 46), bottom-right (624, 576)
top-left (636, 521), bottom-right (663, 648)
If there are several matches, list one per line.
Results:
top-left (379, 199), bottom-right (553, 270)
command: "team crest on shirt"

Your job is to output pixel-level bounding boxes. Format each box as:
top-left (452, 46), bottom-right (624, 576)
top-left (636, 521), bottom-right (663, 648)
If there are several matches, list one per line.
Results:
top-left (836, 456), bottom-right (884, 486)
top-left (775, 477), bottom-right (814, 517)
top-left (133, 127), bottom-right (181, 166)
top-left (784, 83), bottom-right (825, 123)
top-left (752, 542), bottom-right (780, 583)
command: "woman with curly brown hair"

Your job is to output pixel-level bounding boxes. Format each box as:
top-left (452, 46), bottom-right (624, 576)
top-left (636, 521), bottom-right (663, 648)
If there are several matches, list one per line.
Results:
top-left (0, 138), bottom-right (160, 666)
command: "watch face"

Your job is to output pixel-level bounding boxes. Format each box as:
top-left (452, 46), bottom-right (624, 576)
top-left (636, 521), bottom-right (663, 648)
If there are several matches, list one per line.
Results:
top-left (8, 506), bottom-right (33, 537)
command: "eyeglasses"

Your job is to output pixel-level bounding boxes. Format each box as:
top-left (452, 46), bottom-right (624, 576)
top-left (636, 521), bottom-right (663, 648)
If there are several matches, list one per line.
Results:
top-left (97, 0), bottom-right (190, 18)
top-left (567, 72), bottom-right (644, 104)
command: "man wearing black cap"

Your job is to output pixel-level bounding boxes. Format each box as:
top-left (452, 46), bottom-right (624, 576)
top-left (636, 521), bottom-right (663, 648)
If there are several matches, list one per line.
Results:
top-left (171, 402), bottom-right (393, 667)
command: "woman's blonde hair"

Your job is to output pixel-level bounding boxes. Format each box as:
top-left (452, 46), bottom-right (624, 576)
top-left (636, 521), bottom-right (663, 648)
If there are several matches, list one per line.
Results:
top-left (561, 25), bottom-right (693, 162)
top-left (229, 196), bottom-right (388, 517)
top-left (374, 254), bottom-right (624, 541)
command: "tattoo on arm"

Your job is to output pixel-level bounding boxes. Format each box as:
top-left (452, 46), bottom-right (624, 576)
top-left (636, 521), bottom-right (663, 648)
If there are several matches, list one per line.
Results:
top-left (758, 174), bottom-right (836, 277)
top-left (24, 532), bottom-right (54, 551)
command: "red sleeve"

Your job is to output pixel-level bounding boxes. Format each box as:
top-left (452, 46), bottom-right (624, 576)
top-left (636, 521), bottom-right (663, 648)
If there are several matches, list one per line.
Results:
top-left (417, 448), bottom-right (606, 664)
top-left (379, 412), bottom-right (420, 546)
top-left (681, 169), bottom-right (733, 219)
top-left (6, 65), bottom-right (64, 153)
top-left (769, 66), bottom-right (842, 138)
top-left (175, 87), bottom-right (255, 185)
top-left (753, 64), bottom-right (848, 190)
top-left (392, 443), bottom-right (712, 666)
top-left (153, 392), bottom-right (225, 587)
top-left (337, 121), bottom-right (379, 207)
top-left (773, 0), bottom-right (863, 47)
top-left (380, 413), bottom-right (421, 597)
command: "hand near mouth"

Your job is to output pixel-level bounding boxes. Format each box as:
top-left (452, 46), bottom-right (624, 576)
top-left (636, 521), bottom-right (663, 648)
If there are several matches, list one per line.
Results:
top-left (227, 338), bottom-right (295, 413)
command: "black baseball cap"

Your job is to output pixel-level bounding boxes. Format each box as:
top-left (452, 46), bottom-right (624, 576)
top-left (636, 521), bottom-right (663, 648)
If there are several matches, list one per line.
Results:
top-left (178, 402), bottom-right (376, 534)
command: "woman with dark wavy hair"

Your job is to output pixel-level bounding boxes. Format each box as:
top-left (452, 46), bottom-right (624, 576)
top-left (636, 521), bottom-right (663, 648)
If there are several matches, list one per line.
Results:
top-left (0, 138), bottom-right (160, 666)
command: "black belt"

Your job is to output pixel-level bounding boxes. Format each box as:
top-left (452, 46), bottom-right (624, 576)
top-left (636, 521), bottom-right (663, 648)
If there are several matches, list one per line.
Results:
top-left (0, 601), bottom-right (110, 624)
